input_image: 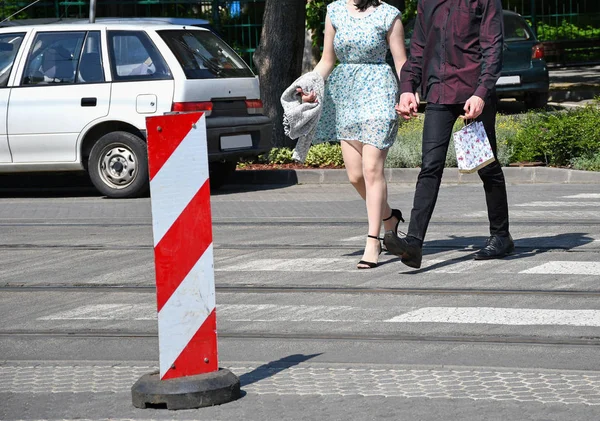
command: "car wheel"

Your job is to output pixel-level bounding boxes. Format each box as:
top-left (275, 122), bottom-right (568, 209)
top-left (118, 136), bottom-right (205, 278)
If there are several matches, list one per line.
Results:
top-left (88, 131), bottom-right (149, 198)
top-left (209, 161), bottom-right (237, 190)
top-left (524, 92), bottom-right (549, 110)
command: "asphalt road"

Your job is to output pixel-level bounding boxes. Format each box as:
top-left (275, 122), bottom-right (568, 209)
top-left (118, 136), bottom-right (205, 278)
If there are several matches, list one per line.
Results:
top-left (1, 179), bottom-right (600, 420)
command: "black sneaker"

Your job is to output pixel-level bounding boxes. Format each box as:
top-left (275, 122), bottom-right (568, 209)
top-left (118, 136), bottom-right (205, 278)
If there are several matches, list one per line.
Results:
top-left (383, 231), bottom-right (423, 269)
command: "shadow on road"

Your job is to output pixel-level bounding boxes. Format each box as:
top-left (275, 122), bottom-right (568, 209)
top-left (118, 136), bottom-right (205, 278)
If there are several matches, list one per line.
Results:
top-left (0, 172), bottom-right (101, 198)
top-left (0, 170), bottom-right (297, 198)
top-left (238, 353), bottom-right (321, 389)
top-left (397, 232), bottom-right (596, 274)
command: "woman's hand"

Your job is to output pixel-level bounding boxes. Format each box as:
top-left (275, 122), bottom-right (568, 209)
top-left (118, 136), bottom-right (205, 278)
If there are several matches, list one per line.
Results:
top-left (297, 88), bottom-right (318, 103)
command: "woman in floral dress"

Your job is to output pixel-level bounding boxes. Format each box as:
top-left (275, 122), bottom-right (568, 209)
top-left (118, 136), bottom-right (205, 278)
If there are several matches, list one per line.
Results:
top-left (299, 0), bottom-right (408, 268)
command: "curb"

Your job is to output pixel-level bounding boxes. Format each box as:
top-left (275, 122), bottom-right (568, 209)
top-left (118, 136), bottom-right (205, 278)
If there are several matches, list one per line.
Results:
top-left (231, 167), bottom-right (600, 185)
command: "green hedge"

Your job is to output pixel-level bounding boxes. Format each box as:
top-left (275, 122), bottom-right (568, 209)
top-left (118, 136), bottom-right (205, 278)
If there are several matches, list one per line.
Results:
top-left (509, 104), bottom-right (600, 167)
top-left (249, 102), bottom-right (600, 170)
top-left (536, 21), bottom-right (600, 42)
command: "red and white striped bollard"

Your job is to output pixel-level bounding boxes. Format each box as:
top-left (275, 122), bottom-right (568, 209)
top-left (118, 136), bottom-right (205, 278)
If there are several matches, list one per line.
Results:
top-left (132, 111), bottom-right (240, 410)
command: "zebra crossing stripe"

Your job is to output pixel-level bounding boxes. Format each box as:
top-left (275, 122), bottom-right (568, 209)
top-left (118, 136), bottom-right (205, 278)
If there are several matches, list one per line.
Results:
top-left (37, 304), bottom-right (600, 327)
top-left (386, 307), bottom-right (600, 326)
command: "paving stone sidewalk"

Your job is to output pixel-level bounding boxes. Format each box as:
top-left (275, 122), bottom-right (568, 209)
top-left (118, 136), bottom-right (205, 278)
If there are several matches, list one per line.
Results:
top-left (2, 362), bottom-right (600, 406)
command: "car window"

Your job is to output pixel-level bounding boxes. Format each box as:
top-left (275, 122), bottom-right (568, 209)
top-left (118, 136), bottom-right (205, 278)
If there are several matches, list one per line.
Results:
top-left (22, 31), bottom-right (86, 86)
top-left (0, 33), bottom-right (24, 88)
top-left (107, 30), bottom-right (171, 81)
top-left (158, 29), bottom-right (254, 79)
top-left (504, 15), bottom-right (533, 41)
top-left (76, 31), bottom-right (104, 84)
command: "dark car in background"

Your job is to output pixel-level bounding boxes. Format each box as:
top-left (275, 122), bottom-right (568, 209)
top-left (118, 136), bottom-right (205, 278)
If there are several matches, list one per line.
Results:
top-left (497, 10), bottom-right (549, 109)
top-left (403, 10), bottom-right (550, 110)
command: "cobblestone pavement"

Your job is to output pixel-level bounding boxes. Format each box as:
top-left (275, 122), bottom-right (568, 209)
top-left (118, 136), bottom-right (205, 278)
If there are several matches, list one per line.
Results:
top-left (2, 362), bottom-right (600, 406)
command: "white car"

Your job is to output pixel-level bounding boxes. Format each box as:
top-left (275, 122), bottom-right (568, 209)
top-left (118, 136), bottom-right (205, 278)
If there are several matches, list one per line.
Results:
top-left (0, 22), bottom-right (272, 197)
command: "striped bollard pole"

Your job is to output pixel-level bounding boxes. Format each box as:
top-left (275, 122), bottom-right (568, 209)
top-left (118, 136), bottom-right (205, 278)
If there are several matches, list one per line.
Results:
top-left (131, 111), bottom-right (240, 410)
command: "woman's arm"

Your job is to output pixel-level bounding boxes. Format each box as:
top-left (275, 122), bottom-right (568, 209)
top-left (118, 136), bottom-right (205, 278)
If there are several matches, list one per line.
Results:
top-left (299, 13), bottom-right (337, 103)
top-left (387, 16), bottom-right (408, 81)
top-left (313, 14), bottom-right (337, 80)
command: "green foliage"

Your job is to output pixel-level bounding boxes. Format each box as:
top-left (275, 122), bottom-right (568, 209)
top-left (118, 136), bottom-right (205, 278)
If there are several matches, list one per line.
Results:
top-left (494, 116), bottom-right (519, 167)
top-left (385, 117), bottom-right (425, 168)
top-left (536, 20), bottom-right (600, 41)
top-left (571, 153), bottom-right (600, 171)
top-left (306, 0), bottom-right (330, 48)
top-left (402, 0), bottom-right (418, 24)
top-left (268, 147), bottom-right (294, 164)
top-left (508, 105), bottom-right (600, 166)
top-left (305, 142), bottom-right (344, 167)
top-left (266, 142), bottom-right (344, 167)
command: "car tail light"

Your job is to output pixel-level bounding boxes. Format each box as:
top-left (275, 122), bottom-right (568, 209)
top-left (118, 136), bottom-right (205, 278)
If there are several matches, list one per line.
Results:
top-left (245, 99), bottom-right (264, 115)
top-left (532, 44), bottom-right (544, 59)
top-left (172, 101), bottom-right (213, 116)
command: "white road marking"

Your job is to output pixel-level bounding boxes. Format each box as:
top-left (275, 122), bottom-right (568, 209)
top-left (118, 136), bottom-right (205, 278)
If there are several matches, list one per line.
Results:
top-left (467, 211), bottom-right (600, 218)
top-left (38, 304), bottom-right (156, 320)
top-left (520, 261), bottom-right (600, 275)
top-left (216, 258), bottom-right (358, 272)
top-left (38, 304), bottom-right (378, 322)
top-left (563, 194), bottom-right (600, 199)
top-left (386, 307), bottom-right (600, 326)
top-left (218, 304), bottom-right (360, 322)
top-left (514, 201), bottom-right (600, 207)
top-left (39, 302), bottom-right (600, 327)
top-left (340, 235), bottom-right (368, 242)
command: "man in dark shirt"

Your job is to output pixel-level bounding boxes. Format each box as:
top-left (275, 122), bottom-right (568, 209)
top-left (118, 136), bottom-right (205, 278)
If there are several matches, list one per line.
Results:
top-left (384, 0), bottom-right (513, 269)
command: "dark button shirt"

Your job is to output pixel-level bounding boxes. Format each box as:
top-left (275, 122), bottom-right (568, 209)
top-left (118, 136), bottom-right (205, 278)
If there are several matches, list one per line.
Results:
top-left (400, 0), bottom-right (504, 104)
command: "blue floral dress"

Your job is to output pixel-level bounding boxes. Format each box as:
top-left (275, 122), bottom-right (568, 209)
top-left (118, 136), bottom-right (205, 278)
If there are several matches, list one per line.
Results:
top-left (315, 0), bottom-right (401, 149)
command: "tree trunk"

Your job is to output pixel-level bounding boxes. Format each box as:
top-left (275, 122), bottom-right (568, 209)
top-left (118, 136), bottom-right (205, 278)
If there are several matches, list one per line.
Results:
top-left (254, 0), bottom-right (307, 148)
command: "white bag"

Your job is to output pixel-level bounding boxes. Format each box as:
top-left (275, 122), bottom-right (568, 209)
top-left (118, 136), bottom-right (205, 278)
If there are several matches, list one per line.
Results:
top-left (453, 120), bottom-right (496, 174)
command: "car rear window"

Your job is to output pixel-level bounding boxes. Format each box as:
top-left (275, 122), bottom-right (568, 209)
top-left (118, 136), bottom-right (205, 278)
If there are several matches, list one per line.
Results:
top-left (504, 15), bottom-right (533, 41)
top-left (108, 30), bottom-right (172, 81)
top-left (158, 29), bottom-right (254, 79)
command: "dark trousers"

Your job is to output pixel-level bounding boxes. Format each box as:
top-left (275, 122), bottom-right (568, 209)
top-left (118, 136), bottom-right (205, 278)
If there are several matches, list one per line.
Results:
top-left (407, 100), bottom-right (510, 242)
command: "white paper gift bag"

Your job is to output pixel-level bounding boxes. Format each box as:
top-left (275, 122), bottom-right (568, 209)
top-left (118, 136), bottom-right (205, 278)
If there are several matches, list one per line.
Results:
top-left (453, 120), bottom-right (496, 174)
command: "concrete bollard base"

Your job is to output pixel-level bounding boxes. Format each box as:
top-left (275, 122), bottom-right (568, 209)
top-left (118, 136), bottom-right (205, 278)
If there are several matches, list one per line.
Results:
top-left (131, 368), bottom-right (241, 410)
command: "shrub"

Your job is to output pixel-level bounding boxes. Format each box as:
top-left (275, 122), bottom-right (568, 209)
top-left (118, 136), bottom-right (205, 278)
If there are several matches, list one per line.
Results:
top-left (265, 142), bottom-right (344, 167)
top-left (268, 147), bottom-right (294, 164)
top-left (571, 153), bottom-right (600, 171)
top-left (386, 117), bottom-right (424, 168)
top-left (305, 142), bottom-right (344, 167)
top-left (508, 104), bottom-right (600, 166)
top-left (536, 20), bottom-right (600, 42)
top-left (494, 115), bottom-right (520, 166)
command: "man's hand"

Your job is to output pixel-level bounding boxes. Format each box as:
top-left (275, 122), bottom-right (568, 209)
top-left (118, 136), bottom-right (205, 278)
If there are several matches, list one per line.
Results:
top-left (396, 92), bottom-right (419, 120)
top-left (462, 95), bottom-right (485, 120)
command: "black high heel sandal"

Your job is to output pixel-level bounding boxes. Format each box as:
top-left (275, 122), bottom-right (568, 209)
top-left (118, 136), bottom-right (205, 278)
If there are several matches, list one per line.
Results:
top-left (383, 208), bottom-right (405, 236)
top-left (357, 235), bottom-right (383, 269)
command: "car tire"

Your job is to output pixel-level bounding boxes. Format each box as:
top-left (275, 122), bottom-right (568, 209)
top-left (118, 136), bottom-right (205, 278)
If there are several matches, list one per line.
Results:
top-left (88, 131), bottom-right (149, 198)
top-left (209, 161), bottom-right (237, 190)
top-left (524, 92), bottom-right (549, 110)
